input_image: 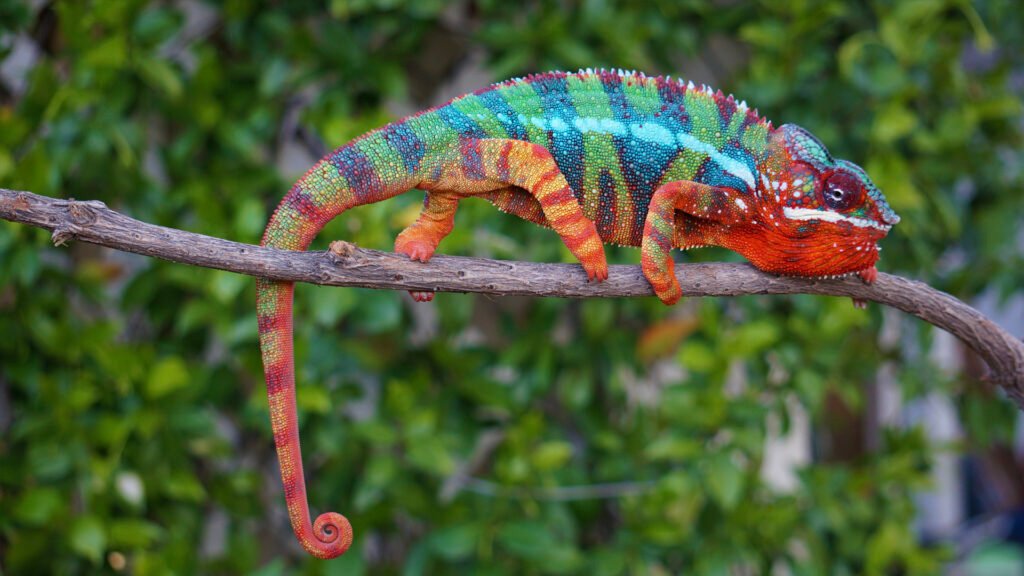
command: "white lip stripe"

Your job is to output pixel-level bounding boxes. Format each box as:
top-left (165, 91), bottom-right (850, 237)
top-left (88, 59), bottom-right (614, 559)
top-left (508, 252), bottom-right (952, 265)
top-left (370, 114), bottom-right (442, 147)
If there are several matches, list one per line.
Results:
top-left (782, 207), bottom-right (891, 231)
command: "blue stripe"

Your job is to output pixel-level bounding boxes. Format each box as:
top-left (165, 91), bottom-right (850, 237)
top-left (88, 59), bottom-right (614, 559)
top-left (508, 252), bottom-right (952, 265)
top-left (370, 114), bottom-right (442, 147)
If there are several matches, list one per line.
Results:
top-left (436, 105), bottom-right (488, 139)
top-left (476, 90), bottom-right (530, 140)
top-left (381, 122), bottom-right (426, 174)
top-left (534, 75), bottom-right (586, 199)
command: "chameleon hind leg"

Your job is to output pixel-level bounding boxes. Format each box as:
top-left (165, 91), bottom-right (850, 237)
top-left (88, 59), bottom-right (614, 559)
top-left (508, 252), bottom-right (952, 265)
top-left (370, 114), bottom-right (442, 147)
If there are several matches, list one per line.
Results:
top-left (420, 138), bottom-right (607, 281)
top-left (396, 186), bottom-right (550, 302)
top-left (641, 181), bottom-right (747, 305)
top-left (395, 191), bottom-right (459, 302)
top-left (483, 186), bottom-right (549, 227)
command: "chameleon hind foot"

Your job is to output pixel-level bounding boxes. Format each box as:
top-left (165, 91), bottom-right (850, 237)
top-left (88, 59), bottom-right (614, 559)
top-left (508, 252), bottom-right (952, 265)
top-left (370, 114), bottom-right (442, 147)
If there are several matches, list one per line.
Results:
top-left (394, 236), bottom-right (438, 302)
top-left (394, 192), bottom-right (459, 302)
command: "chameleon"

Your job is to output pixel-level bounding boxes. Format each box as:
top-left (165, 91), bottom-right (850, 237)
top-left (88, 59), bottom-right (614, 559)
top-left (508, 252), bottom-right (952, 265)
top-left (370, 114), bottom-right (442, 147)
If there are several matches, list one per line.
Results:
top-left (256, 69), bottom-right (900, 558)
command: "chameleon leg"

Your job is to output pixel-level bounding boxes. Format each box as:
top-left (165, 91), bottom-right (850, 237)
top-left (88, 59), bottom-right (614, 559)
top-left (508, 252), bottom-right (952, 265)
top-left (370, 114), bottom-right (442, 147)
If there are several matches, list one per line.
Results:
top-left (641, 181), bottom-right (746, 305)
top-left (395, 191), bottom-right (460, 302)
top-left (483, 186), bottom-right (549, 228)
top-left (422, 138), bottom-right (607, 281)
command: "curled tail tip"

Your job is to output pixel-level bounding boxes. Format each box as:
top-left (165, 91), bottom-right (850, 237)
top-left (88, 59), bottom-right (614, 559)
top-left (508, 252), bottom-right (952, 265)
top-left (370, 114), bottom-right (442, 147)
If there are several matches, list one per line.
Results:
top-left (303, 512), bottom-right (354, 560)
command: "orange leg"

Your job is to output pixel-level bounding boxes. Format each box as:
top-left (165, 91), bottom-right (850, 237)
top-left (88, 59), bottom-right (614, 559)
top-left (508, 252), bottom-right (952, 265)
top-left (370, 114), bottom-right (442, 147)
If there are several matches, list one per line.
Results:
top-left (420, 138), bottom-right (607, 282)
top-left (641, 181), bottom-right (745, 305)
top-left (395, 192), bottom-right (459, 302)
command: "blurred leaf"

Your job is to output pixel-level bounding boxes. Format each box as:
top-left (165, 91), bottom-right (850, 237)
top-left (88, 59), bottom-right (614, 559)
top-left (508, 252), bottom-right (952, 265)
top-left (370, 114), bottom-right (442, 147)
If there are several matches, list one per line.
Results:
top-left (704, 453), bottom-right (744, 511)
top-left (13, 487), bottom-right (64, 526)
top-left (531, 440), bottom-right (574, 471)
top-left (637, 317), bottom-right (699, 362)
top-left (497, 521), bottom-right (555, 559)
top-left (429, 523), bottom-right (478, 561)
top-left (145, 357), bottom-right (190, 398)
top-left (136, 55), bottom-right (183, 100)
top-left (70, 516), bottom-right (106, 563)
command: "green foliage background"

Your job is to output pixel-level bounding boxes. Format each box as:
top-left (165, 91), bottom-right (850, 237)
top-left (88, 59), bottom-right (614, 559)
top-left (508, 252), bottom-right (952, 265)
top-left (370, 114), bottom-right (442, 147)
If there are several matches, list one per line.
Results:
top-left (1, 1), bottom-right (1022, 574)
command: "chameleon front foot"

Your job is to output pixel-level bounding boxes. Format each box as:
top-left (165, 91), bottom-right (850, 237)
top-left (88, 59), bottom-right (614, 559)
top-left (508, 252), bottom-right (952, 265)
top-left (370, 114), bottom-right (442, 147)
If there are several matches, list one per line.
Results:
top-left (642, 261), bottom-right (683, 305)
top-left (857, 266), bottom-right (878, 284)
top-left (852, 266), bottom-right (878, 309)
top-left (409, 290), bottom-right (435, 302)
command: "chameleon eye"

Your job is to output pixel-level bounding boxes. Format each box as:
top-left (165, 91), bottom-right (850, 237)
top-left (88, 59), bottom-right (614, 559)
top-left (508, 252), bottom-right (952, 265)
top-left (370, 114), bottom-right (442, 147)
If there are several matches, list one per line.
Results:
top-left (821, 171), bottom-right (864, 212)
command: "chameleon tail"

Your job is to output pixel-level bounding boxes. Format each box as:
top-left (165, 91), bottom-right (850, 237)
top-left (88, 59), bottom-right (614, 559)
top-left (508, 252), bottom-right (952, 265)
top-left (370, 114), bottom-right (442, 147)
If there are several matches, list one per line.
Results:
top-left (256, 150), bottom-right (415, 558)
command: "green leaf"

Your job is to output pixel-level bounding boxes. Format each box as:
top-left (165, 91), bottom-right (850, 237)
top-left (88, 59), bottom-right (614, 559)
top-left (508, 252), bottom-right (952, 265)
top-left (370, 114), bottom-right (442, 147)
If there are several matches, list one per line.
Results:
top-left (644, 436), bottom-right (702, 461)
top-left (145, 357), bottom-right (190, 398)
top-left (872, 103), bottom-right (918, 143)
top-left (249, 558), bottom-right (286, 576)
top-left (163, 471), bottom-right (206, 502)
top-left (429, 523), bottom-right (479, 560)
top-left (729, 321), bottom-right (780, 357)
top-left (704, 453), bottom-right (744, 511)
top-left (13, 488), bottom-right (64, 526)
top-left (83, 34), bottom-right (128, 69)
top-left (497, 521), bottom-right (556, 559)
top-left (136, 55), bottom-right (183, 99)
top-left (531, 441), bottom-right (573, 471)
top-left (678, 341), bottom-right (716, 373)
top-left (297, 385), bottom-right (331, 414)
top-left (70, 516), bottom-right (106, 563)
top-left (107, 519), bottom-right (163, 548)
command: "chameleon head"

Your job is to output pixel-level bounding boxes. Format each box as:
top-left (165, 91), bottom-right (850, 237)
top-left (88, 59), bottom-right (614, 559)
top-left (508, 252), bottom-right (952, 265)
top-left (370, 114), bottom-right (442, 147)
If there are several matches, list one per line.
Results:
top-left (728, 124), bottom-right (900, 279)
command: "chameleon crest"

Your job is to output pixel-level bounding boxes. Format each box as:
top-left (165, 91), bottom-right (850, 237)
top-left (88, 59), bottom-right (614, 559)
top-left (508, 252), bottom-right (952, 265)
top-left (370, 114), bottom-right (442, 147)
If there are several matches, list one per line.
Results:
top-left (256, 70), bottom-right (899, 558)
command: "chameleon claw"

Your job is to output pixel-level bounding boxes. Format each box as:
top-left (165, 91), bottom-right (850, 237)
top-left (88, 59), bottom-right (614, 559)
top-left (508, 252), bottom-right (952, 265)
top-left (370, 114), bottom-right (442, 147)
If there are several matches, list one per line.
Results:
top-left (857, 266), bottom-right (878, 284)
top-left (586, 264), bottom-right (609, 282)
top-left (648, 275), bottom-right (682, 305)
top-left (657, 286), bottom-right (682, 306)
top-left (410, 291), bottom-right (435, 302)
top-left (852, 267), bottom-right (876, 308)
top-left (395, 239), bottom-right (436, 263)
top-left (583, 258), bottom-right (609, 282)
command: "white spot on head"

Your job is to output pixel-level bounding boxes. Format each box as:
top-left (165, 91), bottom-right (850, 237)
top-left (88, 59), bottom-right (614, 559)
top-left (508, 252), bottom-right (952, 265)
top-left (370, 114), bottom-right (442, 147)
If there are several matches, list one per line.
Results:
top-left (734, 197), bottom-right (747, 210)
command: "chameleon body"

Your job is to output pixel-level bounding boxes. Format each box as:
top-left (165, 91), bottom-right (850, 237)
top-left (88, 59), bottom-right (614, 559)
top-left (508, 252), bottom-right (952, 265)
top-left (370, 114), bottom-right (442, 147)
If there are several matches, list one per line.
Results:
top-left (257, 69), bottom-right (900, 558)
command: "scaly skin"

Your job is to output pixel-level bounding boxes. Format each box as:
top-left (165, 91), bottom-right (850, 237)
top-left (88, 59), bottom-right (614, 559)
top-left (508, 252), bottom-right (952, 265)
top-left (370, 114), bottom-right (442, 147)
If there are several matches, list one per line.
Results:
top-left (257, 69), bottom-right (899, 558)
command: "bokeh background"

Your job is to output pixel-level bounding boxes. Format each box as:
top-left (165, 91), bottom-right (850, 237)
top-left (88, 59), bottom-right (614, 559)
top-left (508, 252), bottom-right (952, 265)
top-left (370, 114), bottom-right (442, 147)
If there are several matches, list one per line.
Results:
top-left (2, 1), bottom-right (1023, 574)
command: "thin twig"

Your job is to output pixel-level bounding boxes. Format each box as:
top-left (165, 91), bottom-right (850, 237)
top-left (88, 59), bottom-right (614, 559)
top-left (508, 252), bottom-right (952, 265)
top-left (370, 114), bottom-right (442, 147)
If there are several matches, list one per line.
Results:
top-left (2, 188), bottom-right (1022, 407)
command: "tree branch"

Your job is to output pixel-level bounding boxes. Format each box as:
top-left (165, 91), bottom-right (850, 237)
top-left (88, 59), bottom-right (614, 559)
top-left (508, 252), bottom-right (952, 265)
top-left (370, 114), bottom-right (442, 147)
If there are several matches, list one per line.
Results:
top-left (3, 188), bottom-right (1022, 408)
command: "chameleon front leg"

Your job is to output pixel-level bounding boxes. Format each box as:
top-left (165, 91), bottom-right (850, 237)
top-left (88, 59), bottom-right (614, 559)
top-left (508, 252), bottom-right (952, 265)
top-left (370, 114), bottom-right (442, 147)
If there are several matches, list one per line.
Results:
top-left (395, 191), bottom-right (459, 302)
top-left (421, 138), bottom-right (608, 282)
top-left (641, 181), bottom-right (746, 305)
